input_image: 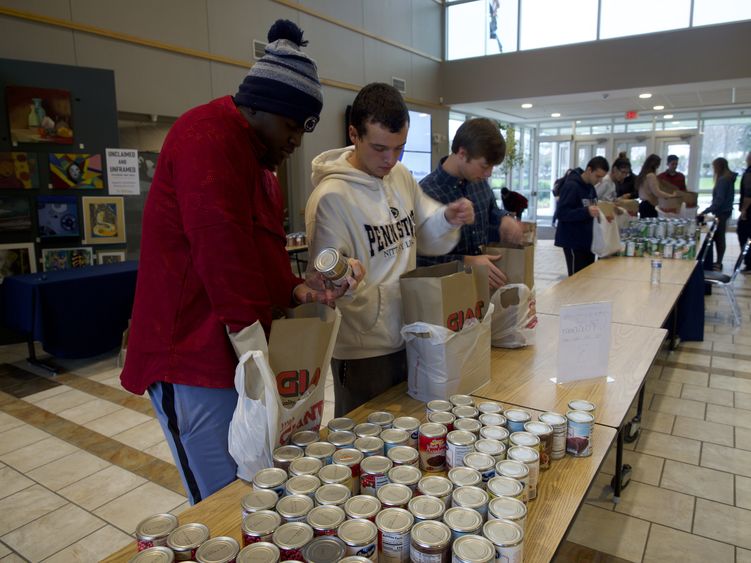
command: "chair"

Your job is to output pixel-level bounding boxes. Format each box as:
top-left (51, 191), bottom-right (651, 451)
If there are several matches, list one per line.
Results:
top-left (695, 219), bottom-right (718, 265)
top-left (704, 241), bottom-right (751, 326)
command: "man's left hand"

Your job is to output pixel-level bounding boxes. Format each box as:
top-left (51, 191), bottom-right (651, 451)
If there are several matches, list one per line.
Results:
top-left (499, 215), bottom-right (524, 245)
top-left (445, 198), bottom-right (475, 226)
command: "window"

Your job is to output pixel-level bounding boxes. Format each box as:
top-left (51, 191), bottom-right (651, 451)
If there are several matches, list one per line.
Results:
top-left (600, 0), bottom-right (690, 39)
top-left (693, 0), bottom-right (751, 27)
top-left (447, 0), bottom-right (519, 60)
top-left (698, 117), bottom-right (751, 207)
top-left (401, 111), bottom-right (432, 181)
top-left (519, 0), bottom-right (598, 50)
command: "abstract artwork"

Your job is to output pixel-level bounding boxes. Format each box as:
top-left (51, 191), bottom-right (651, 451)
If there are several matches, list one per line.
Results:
top-left (41, 246), bottom-right (93, 271)
top-left (0, 152), bottom-right (38, 189)
top-left (81, 196), bottom-right (126, 245)
top-left (138, 151), bottom-right (159, 184)
top-left (49, 153), bottom-right (103, 189)
top-left (37, 195), bottom-right (79, 238)
top-left (6, 86), bottom-right (74, 145)
top-left (97, 251), bottom-right (126, 265)
top-left (0, 195), bottom-right (32, 232)
top-left (0, 242), bottom-right (36, 279)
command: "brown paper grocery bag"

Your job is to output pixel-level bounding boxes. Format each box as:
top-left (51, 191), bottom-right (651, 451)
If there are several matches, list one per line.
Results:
top-left (482, 242), bottom-right (535, 289)
top-left (679, 191), bottom-right (698, 208)
top-left (400, 261), bottom-right (489, 332)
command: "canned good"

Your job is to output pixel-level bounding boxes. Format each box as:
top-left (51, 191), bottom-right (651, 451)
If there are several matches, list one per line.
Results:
top-left (344, 495), bottom-right (382, 521)
top-left (538, 412), bottom-right (567, 460)
top-left (242, 489), bottom-right (279, 518)
top-left (302, 535), bottom-right (347, 563)
top-left (242, 510), bottom-right (282, 546)
top-left (387, 465), bottom-right (422, 491)
top-left (387, 445), bottom-right (419, 467)
top-left (462, 452), bottom-right (495, 486)
top-left (567, 399), bottom-right (596, 415)
top-left (486, 476), bottom-right (524, 502)
top-left (447, 430), bottom-right (476, 470)
top-left (315, 483), bottom-right (351, 507)
top-left (128, 547), bottom-right (174, 563)
top-left (291, 430), bottom-right (320, 448)
top-left (368, 411), bottom-right (395, 430)
top-left (376, 508), bottom-right (414, 563)
top-left (450, 394), bottom-right (475, 407)
top-left (478, 413), bottom-right (506, 428)
top-left (392, 416), bottom-right (420, 448)
top-left (306, 442), bottom-right (337, 465)
top-left (451, 534), bottom-right (495, 563)
top-left (453, 418), bottom-right (482, 435)
top-left (360, 455), bottom-right (392, 496)
top-left (487, 496), bottom-right (527, 530)
top-left (417, 475), bottom-right (454, 508)
top-left (328, 431), bottom-right (357, 450)
top-left (338, 518), bottom-right (378, 561)
top-left (452, 406), bottom-right (479, 419)
top-left (419, 423), bottom-right (448, 472)
top-left (508, 432), bottom-right (540, 452)
top-left (626, 239), bottom-right (635, 256)
top-left (167, 523), bottom-right (209, 561)
top-left (285, 474), bottom-right (321, 500)
top-left (566, 410), bottom-right (595, 457)
top-left (377, 482), bottom-right (413, 509)
top-left (451, 486), bottom-right (489, 520)
top-left (353, 423), bottom-right (382, 438)
top-left (276, 494), bottom-right (314, 523)
top-left (408, 494), bottom-right (446, 522)
top-left (473, 439), bottom-right (505, 463)
top-left (494, 460), bottom-right (529, 503)
top-left (507, 446), bottom-right (539, 501)
top-left (380, 428), bottom-right (410, 453)
top-left (314, 248), bottom-right (353, 286)
top-left (306, 504), bottom-right (346, 536)
top-left (448, 467), bottom-right (482, 489)
top-left (427, 411), bottom-right (456, 432)
top-left (318, 463), bottom-right (353, 490)
top-left (410, 520), bottom-right (451, 563)
top-left (273, 445), bottom-right (304, 471)
top-left (332, 448), bottom-right (364, 495)
top-left (482, 519), bottom-right (523, 563)
top-left (354, 436), bottom-right (385, 457)
top-left (504, 410), bottom-right (531, 434)
top-left (136, 513), bottom-right (179, 551)
top-left (479, 426), bottom-right (509, 445)
top-left (477, 402), bottom-right (502, 415)
top-left (426, 399), bottom-right (453, 415)
top-left (340, 558), bottom-right (374, 563)
top-left (328, 417), bottom-right (356, 433)
top-left (272, 522), bottom-right (314, 562)
top-left (524, 421), bottom-right (553, 470)
top-left (253, 467), bottom-right (287, 498)
top-left (289, 456), bottom-right (324, 477)
top-left (195, 536), bottom-right (240, 563)
top-left (236, 542), bottom-right (280, 563)
top-left (443, 506), bottom-right (483, 542)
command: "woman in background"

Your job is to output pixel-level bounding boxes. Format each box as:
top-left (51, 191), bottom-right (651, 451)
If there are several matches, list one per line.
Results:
top-left (699, 157), bottom-right (737, 270)
top-left (636, 154), bottom-right (677, 218)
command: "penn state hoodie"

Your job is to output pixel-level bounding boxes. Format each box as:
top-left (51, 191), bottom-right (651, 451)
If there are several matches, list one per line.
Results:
top-left (305, 147), bottom-right (461, 360)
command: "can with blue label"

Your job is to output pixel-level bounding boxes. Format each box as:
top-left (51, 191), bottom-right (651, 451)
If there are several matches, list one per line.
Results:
top-left (566, 410), bottom-right (595, 457)
top-left (339, 518), bottom-right (378, 561)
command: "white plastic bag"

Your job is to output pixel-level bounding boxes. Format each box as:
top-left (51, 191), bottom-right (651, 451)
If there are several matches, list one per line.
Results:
top-left (490, 284), bottom-right (537, 348)
top-left (679, 202), bottom-right (698, 221)
top-left (591, 209), bottom-right (623, 258)
top-left (402, 304), bottom-right (493, 403)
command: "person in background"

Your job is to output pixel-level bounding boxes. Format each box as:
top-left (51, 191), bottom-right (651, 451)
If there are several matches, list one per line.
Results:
top-left (657, 154), bottom-right (687, 191)
top-left (614, 152), bottom-right (637, 200)
top-left (501, 187), bottom-right (529, 218)
top-left (698, 157), bottom-right (737, 271)
top-left (120, 21), bottom-right (363, 505)
top-left (554, 156), bottom-right (610, 276)
top-left (595, 156), bottom-right (631, 202)
top-left (305, 82), bottom-right (475, 416)
top-left (417, 118), bottom-right (523, 290)
top-left (636, 154), bottom-right (678, 218)
top-left (737, 152), bottom-right (751, 273)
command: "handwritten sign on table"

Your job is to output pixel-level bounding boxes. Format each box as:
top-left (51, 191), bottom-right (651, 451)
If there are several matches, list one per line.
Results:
top-left (556, 301), bottom-right (612, 383)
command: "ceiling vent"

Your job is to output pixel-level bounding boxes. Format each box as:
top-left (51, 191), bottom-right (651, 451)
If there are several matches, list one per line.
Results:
top-left (253, 40), bottom-right (267, 60)
top-left (392, 77), bottom-right (407, 94)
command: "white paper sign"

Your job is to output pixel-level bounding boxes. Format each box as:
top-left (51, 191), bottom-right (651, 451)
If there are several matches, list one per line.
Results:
top-left (556, 301), bottom-right (612, 383)
top-left (105, 148), bottom-right (140, 195)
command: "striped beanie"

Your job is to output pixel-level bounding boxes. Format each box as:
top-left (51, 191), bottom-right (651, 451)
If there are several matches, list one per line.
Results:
top-left (235, 20), bottom-right (323, 132)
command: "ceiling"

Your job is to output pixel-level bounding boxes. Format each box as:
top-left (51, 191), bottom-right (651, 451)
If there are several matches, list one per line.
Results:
top-left (450, 78), bottom-right (751, 124)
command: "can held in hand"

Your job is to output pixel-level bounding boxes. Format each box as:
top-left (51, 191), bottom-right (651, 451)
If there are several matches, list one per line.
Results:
top-left (419, 422), bottom-right (448, 472)
top-left (314, 248), bottom-right (352, 286)
top-left (376, 507), bottom-right (414, 563)
top-left (566, 410), bottom-right (595, 457)
top-left (136, 513), bottom-right (178, 551)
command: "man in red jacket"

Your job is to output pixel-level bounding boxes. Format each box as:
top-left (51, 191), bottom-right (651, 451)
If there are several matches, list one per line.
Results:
top-left (121, 20), bottom-right (359, 504)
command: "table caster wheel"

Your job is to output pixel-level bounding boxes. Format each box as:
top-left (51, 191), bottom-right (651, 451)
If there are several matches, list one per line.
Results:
top-left (611, 464), bottom-right (632, 492)
top-left (623, 419), bottom-right (640, 443)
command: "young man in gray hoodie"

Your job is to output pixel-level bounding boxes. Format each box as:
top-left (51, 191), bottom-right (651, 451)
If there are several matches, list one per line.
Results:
top-left (305, 82), bottom-right (475, 415)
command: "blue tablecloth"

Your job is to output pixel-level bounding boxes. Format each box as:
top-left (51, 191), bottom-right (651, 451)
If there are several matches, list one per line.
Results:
top-left (2, 261), bottom-right (138, 359)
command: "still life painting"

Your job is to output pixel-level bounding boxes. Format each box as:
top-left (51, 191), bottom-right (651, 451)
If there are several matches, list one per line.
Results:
top-left (6, 86), bottom-right (74, 145)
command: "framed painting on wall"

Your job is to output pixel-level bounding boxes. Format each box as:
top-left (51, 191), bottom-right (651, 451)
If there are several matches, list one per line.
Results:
top-left (0, 242), bottom-right (36, 278)
top-left (36, 195), bottom-right (79, 238)
top-left (81, 196), bottom-right (126, 245)
top-left (5, 86), bottom-right (74, 145)
top-left (49, 153), bottom-right (103, 189)
top-left (0, 152), bottom-right (38, 189)
top-left (97, 251), bottom-right (126, 265)
top-left (0, 194), bottom-right (32, 232)
top-left (41, 246), bottom-right (93, 271)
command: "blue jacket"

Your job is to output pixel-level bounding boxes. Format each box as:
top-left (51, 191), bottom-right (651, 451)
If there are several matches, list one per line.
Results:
top-left (554, 168), bottom-right (597, 251)
top-left (703, 173), bottom-right (737, 217)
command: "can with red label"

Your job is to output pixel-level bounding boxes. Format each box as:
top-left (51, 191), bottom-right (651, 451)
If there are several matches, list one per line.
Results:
top-left (427, 411), bottom-right (455, 432)
top-left (136, 513), bottom-right (178, 551)
top-left (167, 523), bottom-right (210, 561)
top-left (195, 537), bottom-right (240, 563)
top-left (242, 510), bottom-right (281, 546)
top-left (418, 422), bottom-right (447, 472)
top-left (359, 455), bottom-right (392, 496)
top-left (344, 495), bottom-right (382, 522)
top-left (272, 522), bottom-right (314, 562)
top-left (307, 504), bottom-right (346, 537)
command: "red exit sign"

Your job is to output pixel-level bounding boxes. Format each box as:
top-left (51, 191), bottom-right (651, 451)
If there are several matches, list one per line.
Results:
top-left (625, 111), bottom-right (639, 120)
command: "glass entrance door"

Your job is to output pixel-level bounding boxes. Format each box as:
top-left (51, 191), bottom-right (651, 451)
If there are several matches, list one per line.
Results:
top-left (537, 140), bottom-right (571, 223)
top-left (615, 140), bottom-right (649, 173)
top-left (574, 140), bottom-right (608, 169)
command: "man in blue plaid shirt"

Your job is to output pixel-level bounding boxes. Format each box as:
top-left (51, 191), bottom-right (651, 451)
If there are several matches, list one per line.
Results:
top-left (418, 118), bottom-right (523, 289)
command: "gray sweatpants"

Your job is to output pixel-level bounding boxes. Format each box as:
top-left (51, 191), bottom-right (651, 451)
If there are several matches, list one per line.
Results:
top-left (331, 349), bottom-right (407, 417)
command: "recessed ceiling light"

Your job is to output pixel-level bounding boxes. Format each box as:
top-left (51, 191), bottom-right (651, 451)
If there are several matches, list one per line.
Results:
top-left (551, 112), bottom-right (561, 118)
top-left (664, 114), bottom-right (674, 119)
top-left (671, 121), bottom-right (680, 124)
top-left (653, 105), bottom-right (665, 110)
top-left (639, 93), bottom-right (652, 99)
top-left (521, 103), bottom-right (533, 109)
top-left (576, 120), bottom-right (582, 124)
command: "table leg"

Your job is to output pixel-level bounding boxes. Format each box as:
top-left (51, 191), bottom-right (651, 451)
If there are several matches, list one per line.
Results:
top-left (669, 301), bottom-right (680, 350)
top-left (26, 338), bottom-right (59, 376)
top-left (623, 386), bottom-right (645, 443)
top-left (613, 428), bottom-right (624, 503)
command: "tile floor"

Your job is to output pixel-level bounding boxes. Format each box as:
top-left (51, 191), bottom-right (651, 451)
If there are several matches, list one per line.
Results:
top-left (0, 239), bottom-right (748, 561)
